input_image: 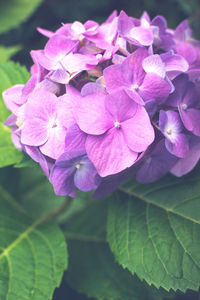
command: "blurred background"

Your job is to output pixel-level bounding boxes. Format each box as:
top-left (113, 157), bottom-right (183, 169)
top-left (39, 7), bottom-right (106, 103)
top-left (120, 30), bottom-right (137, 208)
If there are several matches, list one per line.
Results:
top-left (0, 0), bottom-right (200, 68)
top-left (0, 0), bottom-right (200, 299)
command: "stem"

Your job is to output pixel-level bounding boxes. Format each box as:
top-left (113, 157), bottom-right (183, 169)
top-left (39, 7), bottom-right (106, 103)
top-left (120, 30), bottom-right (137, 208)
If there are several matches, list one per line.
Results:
top-left (45, 196), bottom-right (73, 221)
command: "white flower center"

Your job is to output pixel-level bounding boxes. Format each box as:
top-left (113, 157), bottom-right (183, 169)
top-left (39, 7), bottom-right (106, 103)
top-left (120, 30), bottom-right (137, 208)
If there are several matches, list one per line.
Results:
top-left (114, 121), bottom-right (121, 129)
top-left (181, 103), bottom-right (187, 111)
top-left (165, 127), bottom-right (172, 135)
top-left (16, 117), bottom-right (23, 128)
top-left (75, 163), bottom-right (81, 169)
top-left (132, 83), bottom-right (139, 91)
top-left (49, 118), bottom-right (59, 129)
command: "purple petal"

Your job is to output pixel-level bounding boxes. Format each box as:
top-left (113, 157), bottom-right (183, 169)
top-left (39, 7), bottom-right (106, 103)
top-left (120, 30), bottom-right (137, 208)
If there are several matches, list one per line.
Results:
top-left (174, 20), bottom-right (192, 41)
top-left (74, 93), bottom-right (112, 135)
top-left (162, 53), bottom-right (189, 75)
top-left (136, 139), bottom-right (178, 183)
top-left (39, 125), bottom-right (67, 159)
top-left (37, 27), bottom-right (54, 38)
top-left (151, 16), bottom-right (167, 34)
top-left (81, 82), bottom-right (106, 96)
top-left (174, 42), bottom-right (197, 65)
top-left (171, 136), bottom-right (200, 176)
top-left (49, 69), bottom-right (70, 84)
top-left (50, 150), bottom-right (86, 197)
top-left (30, 50), bottom-right (56, 70)
top-left (21, 119), bottom-right (48, 146)
top-left (105, 90), bottom-right (138, 122)
top-left (86, 128), bottom-right (138, 177)
top-left (104, 64), bottom-right (129, 93)
top-left (142, 54), bottom-right (166, 78)
top-left (74, 156), bottom-right (101, 191)
top-left (140, 73), bottom-right (171, 102)
top-left (165, 134), bottom-right (189, 158)
top-left (61, 53), bottom-right (99, 74)
top-left (180, 108), bottom-right (200, 136)
top-left (122, 106), bottom-right (155, 152)
top-left (50, 164), bottom-right (76, 197)
top-left (118, 10), bottom-right (135, 37)
top-left (65, 124), bottom-right (87, 152)
top-left (124, 89), bottom-right (145, 105)
top-left (2, 84), bottom-right (25, 114)
top-left (122, 48), bottom-right (148, 85)
top-left (44, 34), bottom-right (78, 61)
top-left (128, 26), bottom-right (154, 46)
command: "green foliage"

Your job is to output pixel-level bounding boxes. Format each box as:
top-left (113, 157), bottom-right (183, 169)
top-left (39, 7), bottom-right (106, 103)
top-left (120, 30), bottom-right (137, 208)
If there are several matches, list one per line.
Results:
top-left (0, 123), bottom-right (22, 167)
top-left (0, 178), bottom-right (68, 300)
top-left (0, 45), bottom-right (21, 63)
top-left (107, 171), bottom-right (200, 293)
top-left (0, 0), bottom-right (43, 34)
top-left (64, 199), bottom-right (173, 300)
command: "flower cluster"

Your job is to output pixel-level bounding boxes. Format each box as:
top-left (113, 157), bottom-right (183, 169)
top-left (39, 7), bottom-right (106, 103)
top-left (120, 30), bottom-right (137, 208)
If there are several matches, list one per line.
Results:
top-left (3, 11), bottom-right (200, 198)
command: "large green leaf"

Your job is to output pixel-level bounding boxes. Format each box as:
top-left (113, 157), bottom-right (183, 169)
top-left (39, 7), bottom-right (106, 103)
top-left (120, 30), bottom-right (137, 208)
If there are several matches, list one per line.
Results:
top-left (64, 199), bottom-right (172, 300)
top-left (0, 46), bottom-right (21, 63)
top-left (107, 170), bottom-right (200, 292)
top-left (0, 0), bottom-right (43, 34)
top-left (0, 123), bottom-right (22, 167)
top-left (0, 181), bottom-right (68, 300)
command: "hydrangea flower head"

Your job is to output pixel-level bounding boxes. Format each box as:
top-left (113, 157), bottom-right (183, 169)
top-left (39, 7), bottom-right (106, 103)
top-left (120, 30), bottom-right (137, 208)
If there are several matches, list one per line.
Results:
top-left (3, 10), bottom-right (200, 198)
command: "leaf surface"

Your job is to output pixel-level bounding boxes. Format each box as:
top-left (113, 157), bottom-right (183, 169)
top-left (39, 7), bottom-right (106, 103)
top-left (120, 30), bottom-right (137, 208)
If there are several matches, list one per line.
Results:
top-left (107, 171), bottom-right (200, 292)
top-left (64, 199), bottom-right (172, 300)
top-left (0, 185), bottom-right (68, 300)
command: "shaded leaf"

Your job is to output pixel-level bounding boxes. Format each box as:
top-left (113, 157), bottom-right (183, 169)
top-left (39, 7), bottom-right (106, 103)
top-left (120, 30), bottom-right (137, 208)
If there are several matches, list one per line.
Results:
top-left (107, 171), bottom-right (200, 292)
top-left (0, 45), bottom-right (21, 63)
top-left (0, 0), bottom-right (43, 34)
top-left (64, 199), bottom-right (172, 300)
top-left (0, 184), bottom-right (68, 300)
top-left (0, 123), bottom-right (22, 167)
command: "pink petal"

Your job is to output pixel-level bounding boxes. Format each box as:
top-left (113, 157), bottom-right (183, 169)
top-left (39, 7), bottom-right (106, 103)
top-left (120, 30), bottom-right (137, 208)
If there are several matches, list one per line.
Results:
top-left (39, 125), bottom-right (67, 159)
top-left (2, 84), bottom-right (24, 115)
top-left (122, 48), bottom-right (147, 85)
top-left (37, 27), bottom-right (54, 38)
top-left (104, 64), bottom-right (129, 93)
top-left (44, 34), bottom-right (78, 61)
top-left (122, 106), bottom-right (155, 152)
top-left (21, 119), bottom-right (48, 146)
top-left (74, 93), bottom-right (112, 135)
top-left (61, 53), bottom-right (98, 74)
top-left (86, 128), bottom-right (138, 177)
top-left (140, 73), bottom-right (171, 102)
top-left (105, 90), bottom-right (138, 122)
top-left (174, 42), bottom-right (197, 65)
top-left (65, 124), bottom-right (87, 152)
top-left (129, 26), bottom-right (154, 46)
top-left (142, 54), bottom-right (166, 78)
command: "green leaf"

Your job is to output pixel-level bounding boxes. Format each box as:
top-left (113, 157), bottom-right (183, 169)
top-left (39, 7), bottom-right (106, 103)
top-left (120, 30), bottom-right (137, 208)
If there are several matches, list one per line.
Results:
top-left (0, 45), bottom-right (21, 63)
top-left (10, 165), bottom-right (66, 220)
top-left (0, 123), bottom-right (22, 167)
top-left (0, 184), bottom-right (68, 300)
top-left (64, 199), bottom-right (172, 300)
top-left (0, 0), bottom-right (43, 34)
top-left (107, 171), bottom-right (200, 293)
top-left (0, 61), bottom-right (30, 123)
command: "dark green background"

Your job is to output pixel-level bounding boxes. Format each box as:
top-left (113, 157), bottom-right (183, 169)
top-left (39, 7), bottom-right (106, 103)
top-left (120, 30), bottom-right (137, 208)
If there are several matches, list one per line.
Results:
top-left (1, 0), bottom-right (200, 69)
top-left (1, 0), bottom-right (200, 299)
